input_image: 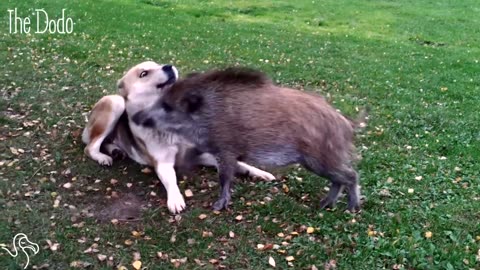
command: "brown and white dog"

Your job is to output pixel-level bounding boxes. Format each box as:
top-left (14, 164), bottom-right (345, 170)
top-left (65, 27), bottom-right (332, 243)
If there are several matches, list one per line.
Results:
top-left (82, 61), bottom-right (275, 214)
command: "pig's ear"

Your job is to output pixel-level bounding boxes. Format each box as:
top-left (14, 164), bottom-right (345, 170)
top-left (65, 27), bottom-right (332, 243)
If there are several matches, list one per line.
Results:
top-left (184, 94), bottom-right (203, 113)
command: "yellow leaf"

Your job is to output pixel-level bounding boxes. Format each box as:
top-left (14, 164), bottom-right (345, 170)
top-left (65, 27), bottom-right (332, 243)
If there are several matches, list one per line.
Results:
top-left (124, 239), bottom-right (133, 246)
top-left (425, 231), bottom-right (432, 239)
top-left (132, 260), bottom-right (142, 270)
top-left (184, 189), bottom-right (194, 198)
top-left (306, 227), bottom-right (315, 234)
top-left (286, 256), bottom-right (295, 262)
top-left (132, 231), bottom-right (143, 237)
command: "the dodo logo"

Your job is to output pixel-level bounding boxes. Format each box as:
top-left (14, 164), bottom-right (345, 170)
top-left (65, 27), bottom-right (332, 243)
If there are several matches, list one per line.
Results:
top-left (1, 233), bottom-right (39, 269)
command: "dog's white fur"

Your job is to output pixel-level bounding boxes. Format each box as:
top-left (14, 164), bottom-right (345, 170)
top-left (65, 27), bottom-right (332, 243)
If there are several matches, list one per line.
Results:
top-left (82, 61), bottom-right (275, 214)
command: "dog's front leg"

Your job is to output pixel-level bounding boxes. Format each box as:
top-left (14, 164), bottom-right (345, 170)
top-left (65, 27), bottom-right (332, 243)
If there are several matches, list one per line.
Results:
top-left (152, 146), bottom-right (186, 214)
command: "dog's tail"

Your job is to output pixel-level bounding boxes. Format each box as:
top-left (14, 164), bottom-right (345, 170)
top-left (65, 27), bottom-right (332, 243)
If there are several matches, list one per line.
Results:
top-left (348, 106), bottom-right (369, 131)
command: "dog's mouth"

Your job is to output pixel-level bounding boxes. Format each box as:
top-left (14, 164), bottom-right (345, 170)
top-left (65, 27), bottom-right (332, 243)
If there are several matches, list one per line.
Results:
top-left (156, 76), bottom-right (176, 89)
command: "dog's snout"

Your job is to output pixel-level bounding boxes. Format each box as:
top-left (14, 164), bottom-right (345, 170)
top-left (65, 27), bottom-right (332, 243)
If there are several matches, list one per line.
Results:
top-left (162, 65), bottom-right (173, 72)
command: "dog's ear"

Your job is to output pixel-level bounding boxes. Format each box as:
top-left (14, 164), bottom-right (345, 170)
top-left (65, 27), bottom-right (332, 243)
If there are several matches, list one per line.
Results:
top-left (117, 79), bottom-right (127, 97)
top-left (183, 94), bottom-right (203, 113)
top-left (117, 79), bottom-right (124, 89)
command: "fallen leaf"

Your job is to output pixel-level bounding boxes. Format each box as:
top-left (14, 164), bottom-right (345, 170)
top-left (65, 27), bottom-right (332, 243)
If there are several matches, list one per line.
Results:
top-left (286, 256), bottom-right (295, 262)
top-left (184, 189), bottom-right (193, 198)
top-left (307, 227), bottom-right (315, 234)
top-left (141, 167), bottom-right (152, 174)
top-left (46, 240), bottom-right (60, 252)
top-left (63, 182), bottom-right (72, 189)
top-left (198, 214), bottom-right (208, 220)
top-left (70, 261), bottom-right (92, 268)
top-left (425, 231), bottom-right (432, 239)
top-left (124, 239), bottom-right (133, 246)
top-left (97, 254), bottom-right (107, 261)
top-left (268, 256), bottom-right (276, 267)
top-left (229, 231), bottom-right (235, 238)
top-left (235, 215), bottom-right (243, 221)
top-left (202, 231), bottom-right (213, 237)
top-left (132, 231), bottom-right (143, 238)
top-left (132, 260), bottom-right (142, 270)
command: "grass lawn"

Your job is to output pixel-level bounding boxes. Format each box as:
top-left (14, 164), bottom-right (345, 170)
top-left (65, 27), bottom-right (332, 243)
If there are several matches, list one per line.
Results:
top-left (1, 0), bottom-right (479, 269)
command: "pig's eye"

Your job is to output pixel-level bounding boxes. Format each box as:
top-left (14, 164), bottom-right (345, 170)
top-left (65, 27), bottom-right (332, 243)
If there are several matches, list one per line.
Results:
top-left (139, 71), bottom-right (148, 78)
top-left (162, 102), bottom-right (173, 112)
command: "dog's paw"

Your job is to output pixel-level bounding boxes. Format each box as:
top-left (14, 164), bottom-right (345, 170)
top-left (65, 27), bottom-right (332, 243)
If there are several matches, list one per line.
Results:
top-left (94, 154), bottom-right (113, 166)
top-left (248, 167), bottom-right (275, 181)
top-left (253, 170), bottom-right (276, 181)
top-left (167, 192), bottom-right (186, 214)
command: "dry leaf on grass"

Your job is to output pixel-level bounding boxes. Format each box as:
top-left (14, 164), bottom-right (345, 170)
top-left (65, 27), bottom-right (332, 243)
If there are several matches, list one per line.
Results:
top-left (184, 189), bottom-right (194, 198)
top-left (268, 256), bottom-right (276, 267)
top-left (132, 260), bottom-right (142, 270)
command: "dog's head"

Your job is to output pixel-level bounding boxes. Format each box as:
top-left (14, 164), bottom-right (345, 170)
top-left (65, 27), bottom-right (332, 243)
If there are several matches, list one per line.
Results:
top-left (117, 61), bottom-right (178, 98)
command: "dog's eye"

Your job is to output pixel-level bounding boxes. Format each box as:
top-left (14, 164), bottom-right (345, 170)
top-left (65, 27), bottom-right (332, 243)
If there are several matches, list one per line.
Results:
top-left (162, 102), bottom-right (173, 112)
top-left (139, 71), bottom-right (148, 78)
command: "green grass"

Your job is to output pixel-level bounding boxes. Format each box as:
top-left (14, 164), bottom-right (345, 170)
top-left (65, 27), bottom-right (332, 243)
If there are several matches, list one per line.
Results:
top-left (1, 0), bottom-right (479, 269)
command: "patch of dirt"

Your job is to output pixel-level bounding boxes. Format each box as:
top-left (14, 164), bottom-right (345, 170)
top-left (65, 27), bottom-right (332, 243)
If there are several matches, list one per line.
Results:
top-left (95, 193), bottom-right (145, 222)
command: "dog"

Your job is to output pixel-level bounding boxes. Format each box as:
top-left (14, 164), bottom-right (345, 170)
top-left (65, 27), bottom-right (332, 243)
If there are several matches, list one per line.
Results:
top-left (132, 67), bottom-right (366, 212)
top-left (82, 62), bottom-right (275, 214)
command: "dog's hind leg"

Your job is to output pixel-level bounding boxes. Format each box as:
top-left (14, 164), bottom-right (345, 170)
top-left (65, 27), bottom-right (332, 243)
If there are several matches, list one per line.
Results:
top-left (195, 153), bottom-right (276, 181)
top-left (235, 161), bottom-right (276, 181)
top-left (83, 95), bottom-right (125, 166)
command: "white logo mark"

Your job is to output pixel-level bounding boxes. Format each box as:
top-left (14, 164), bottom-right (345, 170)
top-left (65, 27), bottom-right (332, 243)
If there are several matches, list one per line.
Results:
top-left (1, 233), bottom-right (39, 269)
